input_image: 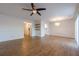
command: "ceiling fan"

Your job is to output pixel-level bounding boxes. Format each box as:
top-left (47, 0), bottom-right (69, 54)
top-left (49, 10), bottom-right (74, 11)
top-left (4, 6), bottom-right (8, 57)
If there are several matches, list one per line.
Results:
top-left (22, 3), bottom-right (46, 16)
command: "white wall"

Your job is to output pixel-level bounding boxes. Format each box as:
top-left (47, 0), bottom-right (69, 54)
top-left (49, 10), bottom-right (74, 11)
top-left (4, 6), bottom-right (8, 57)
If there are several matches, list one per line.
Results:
top-left (0, 14), bottom-right (24, 42)
top-left (31, 20), bottom-right (35, 36)
top-left (75, 16), bottom-right (79, 45)
top-left (75, 4), bottom-right (79, 45)
top-left (49, 19), bottom-right (75, 38)
top-left (41, 20), bottom-right (45, 37)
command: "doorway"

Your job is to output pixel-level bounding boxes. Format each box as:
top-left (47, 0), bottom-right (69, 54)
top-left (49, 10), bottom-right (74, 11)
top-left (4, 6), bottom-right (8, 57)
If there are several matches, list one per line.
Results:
top-left (24, 22), bottom-right (32, 36)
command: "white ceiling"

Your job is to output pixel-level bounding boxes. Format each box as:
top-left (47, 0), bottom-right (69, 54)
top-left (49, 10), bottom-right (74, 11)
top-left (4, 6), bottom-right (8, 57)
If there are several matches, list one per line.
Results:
top-left (0, 3), bottom-right (77, 21)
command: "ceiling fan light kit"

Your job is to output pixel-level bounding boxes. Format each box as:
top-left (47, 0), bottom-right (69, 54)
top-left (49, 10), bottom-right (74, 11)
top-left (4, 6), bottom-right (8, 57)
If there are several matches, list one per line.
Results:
top-left (22, 3), bottom-right (46, 16)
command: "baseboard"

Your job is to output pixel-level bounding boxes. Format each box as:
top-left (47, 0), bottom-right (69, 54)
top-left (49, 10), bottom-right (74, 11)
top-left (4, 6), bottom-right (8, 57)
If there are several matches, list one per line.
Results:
top-left (48, 35), bottom-right (75, 39)
top-left (0, 37), bottom-right (23, 42)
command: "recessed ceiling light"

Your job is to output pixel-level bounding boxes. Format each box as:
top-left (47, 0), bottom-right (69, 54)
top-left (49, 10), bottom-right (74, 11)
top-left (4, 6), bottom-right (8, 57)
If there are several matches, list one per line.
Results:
top-left (54, 22), bottom-right (60, 26)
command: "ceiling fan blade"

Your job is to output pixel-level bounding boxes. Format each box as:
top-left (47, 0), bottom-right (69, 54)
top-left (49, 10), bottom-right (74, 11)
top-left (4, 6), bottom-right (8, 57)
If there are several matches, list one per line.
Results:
top-left (30, 13), bottom-right (33, 16)
top-left (31, 3), bottom-right (35, 9)
top-left (22, 8), bottom-right (32, 11)
top-left (37, 11), bottom-right (41, 16)
top-left (36, 8), bottom-right (46, 11)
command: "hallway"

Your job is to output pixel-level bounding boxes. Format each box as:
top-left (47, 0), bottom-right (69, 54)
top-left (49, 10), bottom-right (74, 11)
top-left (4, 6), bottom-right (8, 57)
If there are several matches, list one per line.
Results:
top-left (0, 36), bottom-right (78, 56)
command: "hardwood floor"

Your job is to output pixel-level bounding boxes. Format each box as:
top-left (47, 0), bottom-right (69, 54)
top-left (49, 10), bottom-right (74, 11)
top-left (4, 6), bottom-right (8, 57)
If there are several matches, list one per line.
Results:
top-left (0, 35), bottom-right (79, 56)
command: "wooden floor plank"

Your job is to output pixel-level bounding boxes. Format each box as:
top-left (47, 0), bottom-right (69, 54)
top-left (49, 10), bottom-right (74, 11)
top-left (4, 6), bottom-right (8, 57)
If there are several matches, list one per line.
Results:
top-left (0, 36), bottom-right (78, 56)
